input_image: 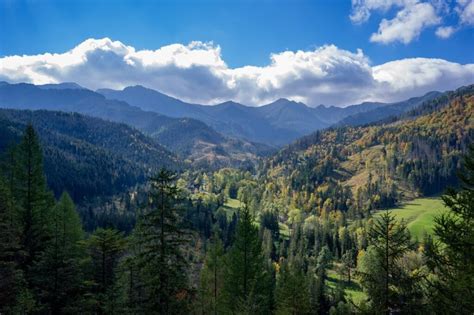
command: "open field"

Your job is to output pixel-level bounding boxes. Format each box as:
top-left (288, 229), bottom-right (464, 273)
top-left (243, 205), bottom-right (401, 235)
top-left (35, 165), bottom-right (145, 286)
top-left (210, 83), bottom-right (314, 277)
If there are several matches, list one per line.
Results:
top-left (327, 269), bottom-right (366, 305)
top-left (375, 197), bottom-right (448, 239)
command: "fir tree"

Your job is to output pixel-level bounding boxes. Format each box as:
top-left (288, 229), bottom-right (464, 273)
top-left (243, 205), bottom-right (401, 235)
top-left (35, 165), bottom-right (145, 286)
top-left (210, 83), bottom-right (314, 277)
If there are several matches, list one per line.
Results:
top-left (357, 212), bottom-right (414, 314)
top-left (198, 228), bottom-right (225, 315)
top-left (33, 192), bottom-right (85, 314)
top-left (275, 257), bottom-right (311, 315)
top-left (12, 124), bottom-right (54, 268)
top-left (426, 145), bottom-right (474, 314)
top-left (223, 204), bottom-right (272, 313)
top-left (0, 176), bottom-right (26, 313)
top-left (86, 228), bottom-right (126, 314)
top-left (134, 169), bottom-right (190, 314)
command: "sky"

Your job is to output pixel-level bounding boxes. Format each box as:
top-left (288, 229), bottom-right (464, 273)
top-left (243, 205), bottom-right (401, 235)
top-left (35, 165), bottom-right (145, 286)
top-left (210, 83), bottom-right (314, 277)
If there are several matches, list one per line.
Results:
top-left (0, 0), bottom-right (473, 106)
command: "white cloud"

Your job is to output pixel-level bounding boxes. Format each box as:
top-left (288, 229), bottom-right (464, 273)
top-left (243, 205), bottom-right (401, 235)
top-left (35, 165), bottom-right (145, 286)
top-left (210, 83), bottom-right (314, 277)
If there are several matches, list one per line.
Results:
top-left (0, 38), bottom-right (473, 107)
top-left (457, 0), bottom-right (474, 25)
top-left (370, 2), bottom-right (441, 44)
top-left (350, 0), bottom-right (415, 24)
top-left (352, 0), bottom-right (474, 43)
top-left (372, 58), bottom-right (474, 100)
top-left (435, 25), bottom-right (456, 38)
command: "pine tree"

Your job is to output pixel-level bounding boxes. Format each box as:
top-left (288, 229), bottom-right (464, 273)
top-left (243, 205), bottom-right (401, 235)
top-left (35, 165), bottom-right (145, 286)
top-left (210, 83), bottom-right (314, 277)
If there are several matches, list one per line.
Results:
top-left (223, 204), bottom-right (272, 313)
top-left (357, 212), bottom-right (413, 314)
top-left (86, 228), bottom-right (126, 314)
top-left (0, 176), bottom-right (26, 313)
top-left (134, 169), bottom-right (190, 314)
top-left (275, 256), bottom-right (311, 315)
top-left (33, 192), bottom-right (85, 314)
top-left (426, 145), bottom-right (474, 313)
top-left (12, 124), bottom-right (54, 268)
top-left (198, 228), bottom-right (225, 315)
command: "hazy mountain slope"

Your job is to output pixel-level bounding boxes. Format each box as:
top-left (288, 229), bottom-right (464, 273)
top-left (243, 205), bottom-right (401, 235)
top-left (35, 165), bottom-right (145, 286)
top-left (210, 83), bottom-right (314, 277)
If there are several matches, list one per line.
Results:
top-left (0, 109), bottom-right (179, 202)
top-left (97, 85), bottom-right (212, 121)
top-left (336, 91), bottom-right (441, 127)
top-left (312, 102), bottom-right (385, 124)
top-left (0, 82), bottom-right (269, 167)
top-left (203, 101), bottom-right (301, 145)
top-left (256, 98), bottom-right (330, 135)
top-left (97, 85), bottom-right (443, 146)
top-left (98, 86), bottom-right (301, 145)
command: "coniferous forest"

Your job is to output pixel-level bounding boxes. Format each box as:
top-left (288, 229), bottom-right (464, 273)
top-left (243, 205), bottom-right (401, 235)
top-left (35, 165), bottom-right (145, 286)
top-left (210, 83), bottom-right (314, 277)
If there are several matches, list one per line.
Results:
top-left (0, 83), bottom-right (472, 315)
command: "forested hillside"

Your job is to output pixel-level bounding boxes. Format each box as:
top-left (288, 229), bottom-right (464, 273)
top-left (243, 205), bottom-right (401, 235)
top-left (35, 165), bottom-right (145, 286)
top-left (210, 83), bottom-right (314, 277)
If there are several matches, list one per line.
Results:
top-left (1, 121), bottom-right (472, 314)
top-left (0, 109), bottom-right (178, 202)
top-left (262, 85), bottom-right (473, 217)
top-left (0, 82), bottom-right (269, 167)
top-left (0, 83), bottom-right (473, 314)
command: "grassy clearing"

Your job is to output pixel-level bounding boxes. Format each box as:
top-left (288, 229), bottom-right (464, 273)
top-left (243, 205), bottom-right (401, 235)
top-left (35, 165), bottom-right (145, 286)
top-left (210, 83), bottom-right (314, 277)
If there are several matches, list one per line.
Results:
top-left (327, 269), bottom-right (366, 305)
top-left (375, 197), bottom-right (448, 239)
top-left (225, 198), bottom-right (242, 209)
top-left (216, 197), bottom-right (242, 219)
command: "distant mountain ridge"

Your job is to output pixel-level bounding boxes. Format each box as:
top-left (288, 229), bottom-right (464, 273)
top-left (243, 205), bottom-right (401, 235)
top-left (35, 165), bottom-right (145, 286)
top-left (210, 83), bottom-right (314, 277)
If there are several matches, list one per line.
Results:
top-left (98, 85), bottom-right (442, 145)
top-left (336, 91), bottom-right (442, 127)
top-left (0, 82), bottom-right (269, 168)
top-left (0, 81), bottom-right (444, 150)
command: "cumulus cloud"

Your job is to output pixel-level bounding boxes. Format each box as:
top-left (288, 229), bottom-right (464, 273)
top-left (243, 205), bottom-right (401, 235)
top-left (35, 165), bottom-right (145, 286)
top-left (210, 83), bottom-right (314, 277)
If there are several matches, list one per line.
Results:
top-left (370, 3), bottom-right (441, 44)
top-left (350, 0), bottom-right (416, 23)
top-left (457, 0), bottom-right (474, 25)
top-left (0, 38), bottom-right (473, 107)
top-left (435, 25), bottom-right (456, 38)
top-left (351, 0), bottom-right (474, 43)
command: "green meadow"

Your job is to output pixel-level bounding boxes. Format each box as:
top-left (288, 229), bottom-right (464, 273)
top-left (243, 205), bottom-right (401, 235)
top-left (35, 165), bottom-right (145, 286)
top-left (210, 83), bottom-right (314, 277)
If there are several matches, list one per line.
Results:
top-left (375, 197), bottom-right (448, 239)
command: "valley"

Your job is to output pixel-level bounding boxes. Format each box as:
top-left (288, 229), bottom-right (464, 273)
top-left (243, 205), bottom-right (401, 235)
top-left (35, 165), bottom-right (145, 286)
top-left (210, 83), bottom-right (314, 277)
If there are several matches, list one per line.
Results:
top-left (0, 82), bottom-right (472, 314)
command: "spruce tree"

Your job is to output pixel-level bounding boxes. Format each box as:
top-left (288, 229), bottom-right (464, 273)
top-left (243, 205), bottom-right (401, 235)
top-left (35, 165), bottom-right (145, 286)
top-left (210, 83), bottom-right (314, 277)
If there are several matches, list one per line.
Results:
top-left (357, 212), bottom-right (413, 314)
top-left (86, 228), bottom-right (126, 314)
top-left (223, 204), bottom-right (272, 313)
top-left (198, 228), bottom-right (225, 315)
top-left (12, 124), bottom-right (54, 268)
top-left (426, 145), bottom-right (474, 313)
top-left (0, 176), bottom-right (26, 313)
top-left (275, 256), bottom-right (311, 314)
top-left (33, 192), bottom-right (85, 314)
top-left (134, 169), bottom-right (190, 314)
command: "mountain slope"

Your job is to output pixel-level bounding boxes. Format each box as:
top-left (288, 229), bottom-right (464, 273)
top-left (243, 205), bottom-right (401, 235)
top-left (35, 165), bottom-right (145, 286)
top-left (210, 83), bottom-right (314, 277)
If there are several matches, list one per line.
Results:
top-left (256, 98), bottom-right (330, 135)
top-left (97, 85), bottom-right (443, 146)
top-left (97, 85), bottom-right (211, 120)
top-left (336, 91), bottom-right (441, 127)
top-left (0, 109), bottom-right (179, 202)
top-left (262, 85), bottom-right (473, 215)
top-left (99, 86), bottom-right (301, 145)
top-left (0, 82), bottom-right (269, 167)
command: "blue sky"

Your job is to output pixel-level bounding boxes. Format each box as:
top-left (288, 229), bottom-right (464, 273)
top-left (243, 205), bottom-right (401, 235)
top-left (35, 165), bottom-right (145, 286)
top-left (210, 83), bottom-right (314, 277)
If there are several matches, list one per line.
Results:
top-left (1, 0), bottom-right (472, 66)
top-left (0, 0), bottom-right (473, 106)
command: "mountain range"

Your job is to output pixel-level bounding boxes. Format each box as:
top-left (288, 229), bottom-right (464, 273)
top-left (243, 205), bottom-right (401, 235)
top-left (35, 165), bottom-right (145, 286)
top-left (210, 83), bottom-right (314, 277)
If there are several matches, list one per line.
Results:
top-left (0, 82), bottom-right (269, 168)
top-left (0, 81), bottom-right (451, 168)
top-left (98, 85), bottom-right (441, 145)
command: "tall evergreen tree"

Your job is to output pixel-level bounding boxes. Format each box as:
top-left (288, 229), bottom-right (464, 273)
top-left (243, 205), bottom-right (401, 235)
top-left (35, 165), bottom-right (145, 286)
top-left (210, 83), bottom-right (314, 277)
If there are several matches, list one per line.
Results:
top-left (12, 124), bottom-right (54, 268)
top-left (0, 176), bottom-right (26, 313)
top-left (357, 212), bottom-right (414, 314)
top-left (134, 169), bottom-right (190, 314)
top-left (275, 256), bottom-right (311, 315)
top-left (33, 192), bottom-right (85, 314)
top-left (86, 228), bottom-right (126, 314)
top-left (426, 145), bottom-right (474, 314)
top-left (223, 204), bottom-right (272, 313)
top-left (198, 228), bottom-right (225, 315)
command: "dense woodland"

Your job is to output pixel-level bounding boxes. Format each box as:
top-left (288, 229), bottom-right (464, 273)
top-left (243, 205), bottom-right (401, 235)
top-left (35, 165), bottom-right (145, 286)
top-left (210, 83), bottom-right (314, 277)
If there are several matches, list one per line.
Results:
top-left (0, 87), bottom-right (473, 314)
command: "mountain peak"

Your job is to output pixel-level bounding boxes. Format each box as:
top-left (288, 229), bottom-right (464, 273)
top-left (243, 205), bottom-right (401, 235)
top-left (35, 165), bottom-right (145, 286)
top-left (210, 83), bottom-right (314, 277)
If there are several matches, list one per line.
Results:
top-left (38, 82), bottom-right (85, 90)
